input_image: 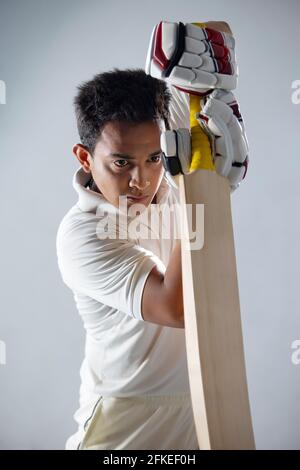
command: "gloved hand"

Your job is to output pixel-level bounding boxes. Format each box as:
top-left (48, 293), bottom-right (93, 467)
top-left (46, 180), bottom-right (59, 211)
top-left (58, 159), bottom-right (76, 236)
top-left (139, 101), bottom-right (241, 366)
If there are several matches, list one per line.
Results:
top-left (161, 90), bottom-right (249, 192)
top-left (146, 21), bottom-right (237, 95)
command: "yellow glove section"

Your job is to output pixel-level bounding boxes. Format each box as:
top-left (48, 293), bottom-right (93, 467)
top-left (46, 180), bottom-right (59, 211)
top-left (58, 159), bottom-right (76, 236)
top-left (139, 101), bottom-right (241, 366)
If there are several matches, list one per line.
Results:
top-left (189, 22), bottom-right (215, 172)
top-left (189, 94), bottom-right (215, 172)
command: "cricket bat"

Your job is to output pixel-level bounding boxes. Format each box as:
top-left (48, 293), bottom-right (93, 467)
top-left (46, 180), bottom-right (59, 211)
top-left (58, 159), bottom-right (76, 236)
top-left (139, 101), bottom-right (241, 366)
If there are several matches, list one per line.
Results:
top-left (177, 22), bottom-right (255, 450)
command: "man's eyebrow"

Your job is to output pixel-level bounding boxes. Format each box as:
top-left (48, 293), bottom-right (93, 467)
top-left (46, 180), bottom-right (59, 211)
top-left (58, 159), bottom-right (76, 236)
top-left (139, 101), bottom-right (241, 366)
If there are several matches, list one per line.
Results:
top-left (109, 150), bottom-right (161, 160)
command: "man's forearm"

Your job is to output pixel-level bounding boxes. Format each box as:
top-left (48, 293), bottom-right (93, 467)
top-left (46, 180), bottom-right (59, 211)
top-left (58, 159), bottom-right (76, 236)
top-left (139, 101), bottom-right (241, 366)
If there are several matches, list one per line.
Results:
top-left (163, 240), bottom-right (184, 327)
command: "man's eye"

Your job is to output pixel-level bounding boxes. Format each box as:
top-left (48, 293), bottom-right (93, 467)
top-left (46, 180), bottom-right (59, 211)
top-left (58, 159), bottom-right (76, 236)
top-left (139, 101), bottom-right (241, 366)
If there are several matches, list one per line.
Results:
top-left (150, 154), bottom-right (162, 163)
top-left (114, 159), bottom-right (128, 168)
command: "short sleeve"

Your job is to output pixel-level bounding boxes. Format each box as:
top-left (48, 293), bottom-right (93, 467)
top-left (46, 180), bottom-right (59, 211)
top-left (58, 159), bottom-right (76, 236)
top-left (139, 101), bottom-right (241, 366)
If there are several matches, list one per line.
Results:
top-left (56, 214), bottom-right (166, 321)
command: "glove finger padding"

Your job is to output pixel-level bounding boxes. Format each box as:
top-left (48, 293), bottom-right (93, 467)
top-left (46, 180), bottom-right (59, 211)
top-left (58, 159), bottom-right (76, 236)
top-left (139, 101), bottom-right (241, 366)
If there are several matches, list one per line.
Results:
top-left (178, 52), bottom-right (237, 76)
top-left (185, 23), bottom-right (235, 51)
top-left (197, 90), bottom-right (249, 190)
top-left (145, 21), bottom-right (238, 95)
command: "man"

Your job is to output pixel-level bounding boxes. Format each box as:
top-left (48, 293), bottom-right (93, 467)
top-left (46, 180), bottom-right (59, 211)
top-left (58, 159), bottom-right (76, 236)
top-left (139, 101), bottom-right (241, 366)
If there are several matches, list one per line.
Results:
top-left (56, 21), bottom-right (248, 450)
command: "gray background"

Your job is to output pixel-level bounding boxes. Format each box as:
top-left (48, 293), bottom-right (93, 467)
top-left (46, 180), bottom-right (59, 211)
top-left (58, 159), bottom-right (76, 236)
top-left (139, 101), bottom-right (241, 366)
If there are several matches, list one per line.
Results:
top-left (0, 0), bottom-right (299, 450)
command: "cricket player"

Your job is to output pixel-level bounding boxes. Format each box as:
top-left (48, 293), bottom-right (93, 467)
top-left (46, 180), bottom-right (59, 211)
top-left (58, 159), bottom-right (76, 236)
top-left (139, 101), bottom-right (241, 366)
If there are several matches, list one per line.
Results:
top-left (56, 20), bottom-right (248, 450)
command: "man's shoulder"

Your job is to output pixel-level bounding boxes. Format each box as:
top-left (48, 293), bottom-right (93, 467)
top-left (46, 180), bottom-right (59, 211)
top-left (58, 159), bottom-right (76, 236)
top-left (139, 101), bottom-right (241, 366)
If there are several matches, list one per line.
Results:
top-left (56, 204), bottom-right (102, 255)
top-left (56, 201), bottom-right (129, 260)
top-left (57, 204), bottom-right (95, 238)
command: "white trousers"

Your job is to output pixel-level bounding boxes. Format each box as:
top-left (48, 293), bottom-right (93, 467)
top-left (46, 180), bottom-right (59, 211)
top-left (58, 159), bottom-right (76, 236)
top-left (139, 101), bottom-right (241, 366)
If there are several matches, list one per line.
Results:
top-left (66, 392), bottom-right (199, 450)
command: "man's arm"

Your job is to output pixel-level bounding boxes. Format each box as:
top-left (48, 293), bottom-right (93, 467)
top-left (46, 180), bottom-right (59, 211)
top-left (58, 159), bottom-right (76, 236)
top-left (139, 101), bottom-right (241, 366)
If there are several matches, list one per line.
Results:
top-left (141, 240), bottom-right (184, 328)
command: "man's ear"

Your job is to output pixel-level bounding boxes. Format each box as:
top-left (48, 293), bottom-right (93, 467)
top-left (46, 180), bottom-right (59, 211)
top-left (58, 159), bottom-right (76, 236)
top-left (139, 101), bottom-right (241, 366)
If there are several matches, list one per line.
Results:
top-left (72, 143), bottom-right (93, 173)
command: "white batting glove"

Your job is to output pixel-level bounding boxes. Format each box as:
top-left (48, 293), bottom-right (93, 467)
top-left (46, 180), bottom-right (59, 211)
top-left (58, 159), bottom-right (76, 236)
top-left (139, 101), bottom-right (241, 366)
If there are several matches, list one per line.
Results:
top-left (197, 90), bottom-right (249, 191)
top-left (160, 92), bottom-right (249, 192)
top-left (146, 21), bottom-right (237, 95)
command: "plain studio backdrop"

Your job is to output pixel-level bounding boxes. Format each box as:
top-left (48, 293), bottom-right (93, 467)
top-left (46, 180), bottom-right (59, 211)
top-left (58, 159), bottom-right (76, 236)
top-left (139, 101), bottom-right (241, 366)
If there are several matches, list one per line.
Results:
top-left (0, 0), bottom-right (299, 450)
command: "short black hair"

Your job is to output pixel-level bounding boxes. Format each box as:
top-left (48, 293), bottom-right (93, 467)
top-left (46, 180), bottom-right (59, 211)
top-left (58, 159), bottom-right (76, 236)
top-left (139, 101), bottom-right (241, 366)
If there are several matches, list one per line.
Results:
top-left (73, 68), bottom-right (171, 155)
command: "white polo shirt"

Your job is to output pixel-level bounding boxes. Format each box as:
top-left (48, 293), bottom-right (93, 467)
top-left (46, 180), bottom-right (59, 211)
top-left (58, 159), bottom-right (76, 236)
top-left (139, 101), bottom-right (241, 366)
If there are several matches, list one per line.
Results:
top-left (56, 85), bottom-right (193, 446)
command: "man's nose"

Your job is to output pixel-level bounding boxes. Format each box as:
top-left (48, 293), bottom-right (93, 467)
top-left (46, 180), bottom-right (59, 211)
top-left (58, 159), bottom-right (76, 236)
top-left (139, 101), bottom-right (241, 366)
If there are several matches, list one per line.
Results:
top-left (129, 168), bottom-right (150, 190)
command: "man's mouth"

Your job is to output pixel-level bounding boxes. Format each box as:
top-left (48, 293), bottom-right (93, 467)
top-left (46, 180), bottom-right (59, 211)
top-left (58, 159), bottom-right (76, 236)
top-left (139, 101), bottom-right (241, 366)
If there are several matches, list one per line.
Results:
top-left (126, 195), bottom-right (149, 202)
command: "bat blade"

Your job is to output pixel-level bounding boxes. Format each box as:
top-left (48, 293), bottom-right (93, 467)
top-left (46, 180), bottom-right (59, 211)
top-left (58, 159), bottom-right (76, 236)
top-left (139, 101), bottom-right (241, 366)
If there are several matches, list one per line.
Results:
top-left (179, 169), bottom-right (255, 450)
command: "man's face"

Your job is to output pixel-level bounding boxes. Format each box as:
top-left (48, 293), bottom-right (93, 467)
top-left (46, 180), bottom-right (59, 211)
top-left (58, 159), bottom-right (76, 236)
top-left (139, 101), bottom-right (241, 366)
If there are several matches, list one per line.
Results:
top-left (80, 120), bottom-right (165, 209)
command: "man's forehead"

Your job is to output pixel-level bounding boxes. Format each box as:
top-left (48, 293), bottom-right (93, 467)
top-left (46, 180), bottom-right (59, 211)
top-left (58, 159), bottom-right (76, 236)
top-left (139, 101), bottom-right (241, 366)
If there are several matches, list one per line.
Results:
top-left (96, 120), bottom-right (162, 152)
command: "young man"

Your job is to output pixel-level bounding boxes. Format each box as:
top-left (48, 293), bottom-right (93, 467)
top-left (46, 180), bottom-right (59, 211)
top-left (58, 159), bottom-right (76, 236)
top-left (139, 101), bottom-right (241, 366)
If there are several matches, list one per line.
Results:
top-left (56, 21), bottom-right (248, 450)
